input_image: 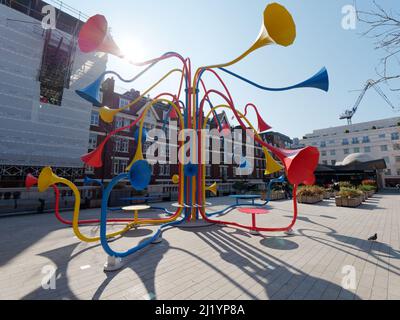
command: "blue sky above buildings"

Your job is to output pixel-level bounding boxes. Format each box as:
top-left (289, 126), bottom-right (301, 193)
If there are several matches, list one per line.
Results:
top-left (65, 0), bottom-right (400, 138)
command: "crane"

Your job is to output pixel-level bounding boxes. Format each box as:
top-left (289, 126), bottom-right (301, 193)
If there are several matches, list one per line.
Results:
top-left (340, 79), bottom-right (397, 125)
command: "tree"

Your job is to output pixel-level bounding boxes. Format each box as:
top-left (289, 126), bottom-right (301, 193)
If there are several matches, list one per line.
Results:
top-left (357, 1), bottom-right (400, 91)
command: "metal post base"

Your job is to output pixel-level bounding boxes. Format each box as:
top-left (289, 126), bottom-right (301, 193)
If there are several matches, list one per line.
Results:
top-left (284, 229), bottom-right (295, 236)
top-left (250, 230), bottom-right (261, 236)
top-left (104, 256), bottom-right (123, 272)
top-left (151, 234), bottom-right (163, 244)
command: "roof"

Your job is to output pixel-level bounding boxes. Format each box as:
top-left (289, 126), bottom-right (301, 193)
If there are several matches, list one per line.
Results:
top-left (316, 159), bottom-right (387, 173)
top-left (340, 153), bottom-right (374, 166)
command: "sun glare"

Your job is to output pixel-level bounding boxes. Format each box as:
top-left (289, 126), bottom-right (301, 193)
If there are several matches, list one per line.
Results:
top-left (118, 37), bottom-right (146, 62)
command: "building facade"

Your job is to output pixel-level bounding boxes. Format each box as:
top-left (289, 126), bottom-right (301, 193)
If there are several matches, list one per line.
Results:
top-left (0, 0), bottom-right (107, 187)
top-left (299, 117), bottom-right (400, 187)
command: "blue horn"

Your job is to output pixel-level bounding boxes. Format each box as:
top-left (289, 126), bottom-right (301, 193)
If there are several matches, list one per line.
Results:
top-left (289, 67), bottom-right (329, 92)
top-left (219, 67), bottom-right (329, 93)
top-left (75, 74), bottom-right (104, 106)
top-left (129, 160), bottom-right (152, 191)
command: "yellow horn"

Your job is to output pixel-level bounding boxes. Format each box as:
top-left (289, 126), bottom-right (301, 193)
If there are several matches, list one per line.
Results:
top-left (264, 148), bottom-right (283, 175)
top-left (126, 136), bottom-right (144, 171)
top-left (99, 106), bottom-right (120, 124)
top-left (207, 3), bottom-right (296, 69)
top-left (172, 175), bottom-right (180, 184)
top-left (38, 167), bottom-right (63, 192)
top-left (206, 182), bottom-right (218, 196)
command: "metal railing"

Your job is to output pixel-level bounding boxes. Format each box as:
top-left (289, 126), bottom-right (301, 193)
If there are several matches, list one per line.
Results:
top-left (1, 0), bottom-right (88, 35)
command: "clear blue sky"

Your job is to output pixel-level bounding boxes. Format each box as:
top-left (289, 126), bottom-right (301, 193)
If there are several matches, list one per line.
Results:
top-left (64, 0), bottom-right (400, 138)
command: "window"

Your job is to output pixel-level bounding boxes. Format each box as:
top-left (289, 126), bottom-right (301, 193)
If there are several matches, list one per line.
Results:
top-left (159, 164), bottom-right (165, 176)
top-left (329, 140), bottom-right (335, 145)
top-left (379, 133), bottom-right (386, 139)
top-left (165, 165), bottom-right (170, 176)
top-left (331, 160), bottom-right (336, 166)
top-left (320, 141), bottom-right (326, 148)
top-left (385, 169), bottom-right (392, 176)
top-left (88, 133), bottom-right (97, 149)
top-left (85, 165), bottom-right (94, 174)
top-left (330, 150), bottom-right (336, 156)
top-left (123, 118), bottom-right (130, 132)
top-left (39, 33), bottom-right (74, 106)
top-left (119, 98), bottom-right (131, 109)
top-left (343, 149), bottom-right (350, 155)
top-left (115, 117), bottom-right (124, 129)
top-left (342, 139), bottom-right (349, 145)
top-left (91, 111), bottom-right (99, 126)
top-left (322, 160), bottom-right (328, 165)
top-left (393, 144), bottom-right (400, 151)
top-left (391, 132), bottom-right (400, 141)
top-left (352, 137), bottom-right (359, 144)
top-left (395, 156), bottom-right (400, 163)
top-left (206, 165), bottom-right (211, 176)
top-left (114, 138), bottom-right (129, 153)
top-left (381, 145), bottom-right (388, 152)
top-left (321, 151), bottom-right (327, 157)
top-left (362, 136), bottom-right (370, 143)
top-left (364, 146), bottom-right (371, 153)
top-left (98, 91), bottom-right (103, 104)
top-left (354, 147), bottom-right (360, 153)
top-left (112, 159), bottom-right (128, 175)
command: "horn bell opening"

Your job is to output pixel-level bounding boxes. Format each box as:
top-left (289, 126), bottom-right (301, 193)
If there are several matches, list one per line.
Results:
top-left (129, 160), bottom-right (152, 191)
top-left (264, 3), bottom-right (296, 47)
top-left (38, 167), bottom-right (55, 193)
top-left (78, 15), bottom-right (108, 53)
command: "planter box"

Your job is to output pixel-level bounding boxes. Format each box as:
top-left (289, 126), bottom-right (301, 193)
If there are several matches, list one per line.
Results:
top-left (361, 193), bottom-right (367, 202)
top-left (367, 190), bottom-right (375, 198)
top-left (271, 191), bottom-right (285, 201)
top-left (336, 196), bottom-right (363, 208)
top-left (324, 192), bottom-right (334, 199)
top-left (298, 195), bottom-right (323, 204)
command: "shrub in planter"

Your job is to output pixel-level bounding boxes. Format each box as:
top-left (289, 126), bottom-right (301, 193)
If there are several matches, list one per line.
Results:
top-left (361, 180), bottom-right (377, 195)
top-left (358, 185), bottom-right (376, 199)
top-left (297, 186), bottom-right (325, 204)
top-left (362, 179), bottom-right (376, 187)
top-left (339, 181), bottom-right (353, 189)
top-left (336, 188), bottom-right (364, 207)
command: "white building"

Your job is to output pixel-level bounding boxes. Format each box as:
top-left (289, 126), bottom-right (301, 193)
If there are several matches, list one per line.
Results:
top-left (0, 1), bottom-right (107, 185)
top-left (300, 117), bottom-right (400, 187)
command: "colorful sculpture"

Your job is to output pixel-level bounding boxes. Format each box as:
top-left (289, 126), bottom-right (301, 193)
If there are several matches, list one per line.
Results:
top-left (32, 2), bottom-right (329, 269)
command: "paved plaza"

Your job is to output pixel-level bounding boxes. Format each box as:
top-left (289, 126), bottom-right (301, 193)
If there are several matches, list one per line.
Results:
top-left (0, 192), bottom-right (399, 300)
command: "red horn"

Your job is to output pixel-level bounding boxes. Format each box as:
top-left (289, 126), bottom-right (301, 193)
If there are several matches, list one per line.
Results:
top-left (78, 15), bottom-right (123, 58)
top-left (169, 107), bottom-right (178, 120)
top-left (81, 139), bottom-right (107, 168)
top-left (25, 174), bottom-right (38, 190)
top-left (267, 146), bottom-right (319, 186)
top-left (256, 111), bottom-right (272, 133)
top-left (244, 103), bottom-right (272, 133)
